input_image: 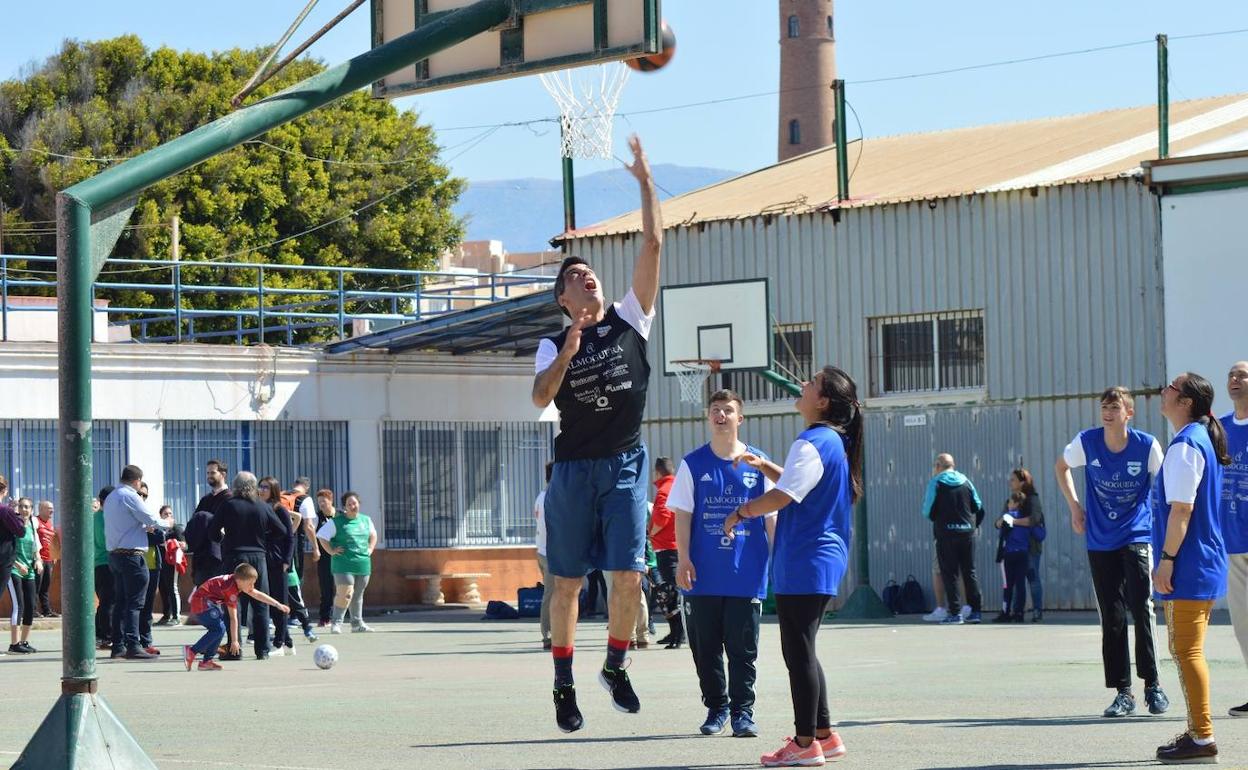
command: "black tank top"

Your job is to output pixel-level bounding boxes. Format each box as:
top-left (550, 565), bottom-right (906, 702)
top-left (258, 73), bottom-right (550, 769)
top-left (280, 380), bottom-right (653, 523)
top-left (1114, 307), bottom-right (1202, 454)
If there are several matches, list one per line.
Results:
top-left (548, 305), bottom-right (650, 461)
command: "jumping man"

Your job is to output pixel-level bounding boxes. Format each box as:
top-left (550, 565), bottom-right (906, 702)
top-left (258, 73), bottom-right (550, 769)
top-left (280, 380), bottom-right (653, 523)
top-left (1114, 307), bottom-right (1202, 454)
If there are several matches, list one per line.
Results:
top-left (532, 135), bottom-right (662, 733)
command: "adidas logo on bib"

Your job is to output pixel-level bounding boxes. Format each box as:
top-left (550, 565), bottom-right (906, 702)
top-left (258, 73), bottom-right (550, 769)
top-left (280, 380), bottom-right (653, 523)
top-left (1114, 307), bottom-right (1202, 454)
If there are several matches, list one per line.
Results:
top-left (1090, 459), bottom-right (1102, 467)
top-left (700, 473), bottom-right (713, 482)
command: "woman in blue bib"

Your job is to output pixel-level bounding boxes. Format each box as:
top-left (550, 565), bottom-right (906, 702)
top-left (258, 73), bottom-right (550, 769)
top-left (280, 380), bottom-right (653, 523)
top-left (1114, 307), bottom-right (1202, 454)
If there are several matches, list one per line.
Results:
top-left (723, 365), bottom-right (863, 768)
top-left (1152, 372), bottom-right (1232, 764)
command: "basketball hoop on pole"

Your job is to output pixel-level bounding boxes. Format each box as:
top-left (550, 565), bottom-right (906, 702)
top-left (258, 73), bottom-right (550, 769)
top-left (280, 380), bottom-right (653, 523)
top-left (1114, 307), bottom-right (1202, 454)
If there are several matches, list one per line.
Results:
top-left (539, 64), bottom-right (630, 160)
top-left (672, 359), bottom-right (721, 405)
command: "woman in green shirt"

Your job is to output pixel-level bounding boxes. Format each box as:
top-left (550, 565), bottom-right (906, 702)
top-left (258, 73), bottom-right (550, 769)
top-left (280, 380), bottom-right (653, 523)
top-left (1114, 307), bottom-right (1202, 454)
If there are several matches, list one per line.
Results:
top-left (8, 498), bottom-right (42, 654)
top-left (316, 491), bottom-right (377, 634)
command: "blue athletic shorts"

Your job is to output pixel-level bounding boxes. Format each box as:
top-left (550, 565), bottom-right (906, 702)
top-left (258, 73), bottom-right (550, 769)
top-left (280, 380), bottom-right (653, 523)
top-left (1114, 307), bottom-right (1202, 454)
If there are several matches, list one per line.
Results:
top-left (544, 443), bottom-right (649, 578)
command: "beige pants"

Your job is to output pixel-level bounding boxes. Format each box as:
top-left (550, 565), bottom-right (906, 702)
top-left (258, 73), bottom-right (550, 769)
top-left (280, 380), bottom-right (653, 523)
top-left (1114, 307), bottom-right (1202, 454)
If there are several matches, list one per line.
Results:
top-left (1226, 553), bottom-right (1248, 669)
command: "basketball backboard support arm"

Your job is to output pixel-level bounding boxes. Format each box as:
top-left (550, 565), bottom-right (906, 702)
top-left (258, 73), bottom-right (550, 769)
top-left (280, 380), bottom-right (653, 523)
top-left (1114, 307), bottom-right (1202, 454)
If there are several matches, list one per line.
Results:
top-left (22, 3), bottom-right (514, 767)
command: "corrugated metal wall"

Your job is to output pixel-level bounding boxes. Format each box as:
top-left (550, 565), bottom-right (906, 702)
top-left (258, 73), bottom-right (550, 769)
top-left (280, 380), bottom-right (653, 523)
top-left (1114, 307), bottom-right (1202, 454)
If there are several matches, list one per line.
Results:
top-left (567, 178), bottom-right (1166, 609)
top-left (381, 421), bottom-right (554, 548)
top-left (163, 421), bottom-right (349, 525)
top-left (0, 419), bottom-right (128, 504)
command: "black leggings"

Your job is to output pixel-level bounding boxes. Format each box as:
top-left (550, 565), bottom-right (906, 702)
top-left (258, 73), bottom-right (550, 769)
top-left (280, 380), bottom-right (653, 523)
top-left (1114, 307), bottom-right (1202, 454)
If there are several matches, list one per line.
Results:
top-left (775, 593), bottom-right (833, 737)
top-left (8, 576), bottom-right (35, 627)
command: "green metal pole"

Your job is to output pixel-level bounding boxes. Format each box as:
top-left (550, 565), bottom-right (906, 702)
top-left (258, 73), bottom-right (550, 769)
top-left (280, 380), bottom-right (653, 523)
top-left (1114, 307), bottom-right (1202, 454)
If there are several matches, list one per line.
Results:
top-left (833, 79), bottom-right (849, 201)
top-left (1157, 34), bottom-right (1169, 159)
top-left (18, 2), bottom-right (514, 766)
top-left (57, 195), bottom-right (97, 688)
top-left (561, 151), bottom-right (577, 232)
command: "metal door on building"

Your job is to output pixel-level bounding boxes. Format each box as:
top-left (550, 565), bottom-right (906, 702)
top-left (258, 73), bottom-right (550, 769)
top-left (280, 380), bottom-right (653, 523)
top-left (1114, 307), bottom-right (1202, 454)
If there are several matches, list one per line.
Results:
top-left (863, 404), bottom-right (1022, 612)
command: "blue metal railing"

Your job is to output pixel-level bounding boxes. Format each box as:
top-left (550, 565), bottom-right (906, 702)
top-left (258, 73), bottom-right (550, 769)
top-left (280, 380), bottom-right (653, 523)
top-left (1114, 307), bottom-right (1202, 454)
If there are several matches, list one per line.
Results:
top-left (0, 254), bottom-right (555, 345)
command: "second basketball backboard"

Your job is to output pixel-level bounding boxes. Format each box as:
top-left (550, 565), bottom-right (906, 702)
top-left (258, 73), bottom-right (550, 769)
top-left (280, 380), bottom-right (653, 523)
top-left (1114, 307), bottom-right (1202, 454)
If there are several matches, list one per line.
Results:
top-left (659, 278), bottom-right (772, 376)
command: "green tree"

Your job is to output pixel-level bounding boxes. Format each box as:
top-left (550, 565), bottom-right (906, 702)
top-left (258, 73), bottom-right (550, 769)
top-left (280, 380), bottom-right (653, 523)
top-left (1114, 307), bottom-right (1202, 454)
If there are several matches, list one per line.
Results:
top-left (0, 36), bottom-right (465, 342)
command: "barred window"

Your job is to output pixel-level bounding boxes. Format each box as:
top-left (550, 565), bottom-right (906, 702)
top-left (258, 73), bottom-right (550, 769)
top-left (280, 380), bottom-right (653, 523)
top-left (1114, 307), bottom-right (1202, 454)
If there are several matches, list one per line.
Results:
top-left (787, 15), bottom-right (800, 37)
top-left (382, 421), bottom-right (553, 548)
top-left (722, 323), bottom-right (813, 403)
top-left (868, 311), bottom-right (985, 397)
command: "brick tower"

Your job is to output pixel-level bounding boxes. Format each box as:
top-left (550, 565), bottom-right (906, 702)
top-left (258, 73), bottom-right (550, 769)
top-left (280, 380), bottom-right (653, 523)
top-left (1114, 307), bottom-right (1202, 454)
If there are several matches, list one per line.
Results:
top-left (778, 0), bottom-right (837, 162)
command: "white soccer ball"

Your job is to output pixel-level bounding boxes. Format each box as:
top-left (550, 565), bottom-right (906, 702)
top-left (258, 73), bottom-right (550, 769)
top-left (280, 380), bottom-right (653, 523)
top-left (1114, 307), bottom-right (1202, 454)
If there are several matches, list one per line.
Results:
top-left (313, 644), bottom-right (339, 670)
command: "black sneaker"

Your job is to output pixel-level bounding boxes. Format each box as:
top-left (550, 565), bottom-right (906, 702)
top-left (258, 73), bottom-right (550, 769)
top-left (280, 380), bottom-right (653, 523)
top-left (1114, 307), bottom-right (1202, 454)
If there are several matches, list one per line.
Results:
top-left (123, 648), bottom-right (157, 660)
top-left (1228, 701), bottom-right (1248, 717)
top-left (991, 613), bottom-right (1012, 624)
top-left (553, 685), bottom-right (584, 733)
top-left (8, 643), bottom-right (29, 655)
top-left (218, 651), bottom-right (242, 662)
top-left (1103, 690), bottom-right (1136, 718)
top-left (598, 664), bottom-right (641, 713)
top-left (1156, 732), bottom-right (1218, 764)
top-left (17, 642), bottom-right (36, 654)
top-left (1146, 685), bottom-right (1170, 715)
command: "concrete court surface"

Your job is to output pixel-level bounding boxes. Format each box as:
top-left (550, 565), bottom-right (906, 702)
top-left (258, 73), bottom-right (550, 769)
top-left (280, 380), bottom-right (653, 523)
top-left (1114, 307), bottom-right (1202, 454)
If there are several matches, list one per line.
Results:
top-left (3, 610), bottom-right (1248, 770)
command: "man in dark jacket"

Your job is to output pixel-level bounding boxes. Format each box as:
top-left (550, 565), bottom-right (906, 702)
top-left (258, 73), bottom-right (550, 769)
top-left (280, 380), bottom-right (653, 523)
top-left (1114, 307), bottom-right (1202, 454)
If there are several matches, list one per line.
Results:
top-left (207, 471), bottom-right (289, 660)
top-left (183, 459), bottom-right (231, 588)
top-left (922, 453), bottom-right (985, 624)
top-left (0, 475), bottom-right (23, 590)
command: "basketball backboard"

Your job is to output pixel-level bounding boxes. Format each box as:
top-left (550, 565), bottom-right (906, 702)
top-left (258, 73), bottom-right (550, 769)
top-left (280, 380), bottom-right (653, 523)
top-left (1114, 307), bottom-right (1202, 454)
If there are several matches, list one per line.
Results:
top-left (371, 0), bottom-right (660, 98)
top-left (659, 279), bottom-right (772, 376)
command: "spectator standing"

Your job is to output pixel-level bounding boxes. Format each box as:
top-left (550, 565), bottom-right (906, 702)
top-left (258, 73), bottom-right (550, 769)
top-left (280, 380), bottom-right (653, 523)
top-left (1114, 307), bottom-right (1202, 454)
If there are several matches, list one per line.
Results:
top-left (258, 476), bottom-right (296, 656)
top-left (137, 483), bottom-right (165, 655)
top-left (184, 460), bottom-right (230, 589)
top-left (923, 453), bottom-right (986, 625)
top-left (34, 500), bottom-right (57, 617)
top-left (93, 487), bottom-right (115, 650)
top-left (535, 462), bottom-right (554, 650)
top-left (103, 465), bottom-right (168, 660)
top-left (316, 491), bottom-right (377, 635)
top-left (314, 490), bottom-right (337, 627)
top-left (207, 472), bottom-right (289, 660)
top-left (650, 457), bottom-right (682, 648)
top-left (8, 498), bottom-right (42, 654)
top-left (156, 505), bottom-right (186, 626)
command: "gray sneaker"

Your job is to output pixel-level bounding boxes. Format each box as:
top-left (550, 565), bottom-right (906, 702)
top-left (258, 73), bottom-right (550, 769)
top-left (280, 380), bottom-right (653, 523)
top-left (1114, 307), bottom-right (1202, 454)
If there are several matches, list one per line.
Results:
top-left (1145, 686), bottom-right (1169, 715)
top-left (1103, 690), bottom-right (1136, 718)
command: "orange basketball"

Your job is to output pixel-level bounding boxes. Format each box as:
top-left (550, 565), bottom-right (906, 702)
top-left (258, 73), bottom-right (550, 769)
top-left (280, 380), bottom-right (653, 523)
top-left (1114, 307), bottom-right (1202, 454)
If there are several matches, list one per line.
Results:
top-left (626, 20), bottom-right (676, 73)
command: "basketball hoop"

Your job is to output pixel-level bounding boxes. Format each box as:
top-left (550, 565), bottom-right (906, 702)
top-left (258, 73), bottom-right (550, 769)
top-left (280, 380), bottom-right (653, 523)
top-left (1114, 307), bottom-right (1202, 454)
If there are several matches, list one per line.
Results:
top-left (539, 64), bottom-right (630, 160)
top-left (672, 359), bottom-right (721, 405)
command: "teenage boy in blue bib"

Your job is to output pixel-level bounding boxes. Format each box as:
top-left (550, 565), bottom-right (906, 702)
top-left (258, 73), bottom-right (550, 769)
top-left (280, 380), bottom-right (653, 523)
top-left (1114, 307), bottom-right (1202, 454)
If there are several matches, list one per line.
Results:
top-left (531, 135), bottom-right (662, 734)
top-left (667, 388), bottom-right (776, 739)
top-left (1055, 386), bottom-right (1170, 718)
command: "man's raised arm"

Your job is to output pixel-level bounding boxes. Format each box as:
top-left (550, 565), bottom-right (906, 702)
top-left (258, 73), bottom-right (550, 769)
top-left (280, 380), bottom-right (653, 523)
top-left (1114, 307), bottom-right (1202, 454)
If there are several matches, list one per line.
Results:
top-left (625, 135), bottom-right (662, 314)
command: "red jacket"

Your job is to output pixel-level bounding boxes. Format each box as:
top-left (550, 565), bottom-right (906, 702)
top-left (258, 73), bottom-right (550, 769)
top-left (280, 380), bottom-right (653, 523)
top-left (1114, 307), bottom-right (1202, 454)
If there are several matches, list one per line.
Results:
top-left (35, 517), bottom-right (56, 561)
top-left (651, 475), bottom-right (676, 552)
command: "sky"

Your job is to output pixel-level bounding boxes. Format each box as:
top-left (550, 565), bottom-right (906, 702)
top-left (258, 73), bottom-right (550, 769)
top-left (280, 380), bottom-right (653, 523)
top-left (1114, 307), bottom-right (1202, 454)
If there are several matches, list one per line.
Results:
top-left (2, 1), bottom-right (1247, 183)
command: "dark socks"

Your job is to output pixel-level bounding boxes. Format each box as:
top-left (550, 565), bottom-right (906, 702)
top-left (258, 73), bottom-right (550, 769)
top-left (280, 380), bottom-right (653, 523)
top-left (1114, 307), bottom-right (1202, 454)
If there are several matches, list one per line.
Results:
top-left (553, 645), bottom-right (574, 687)
top-left (605, 635), bottom-right (629, 670)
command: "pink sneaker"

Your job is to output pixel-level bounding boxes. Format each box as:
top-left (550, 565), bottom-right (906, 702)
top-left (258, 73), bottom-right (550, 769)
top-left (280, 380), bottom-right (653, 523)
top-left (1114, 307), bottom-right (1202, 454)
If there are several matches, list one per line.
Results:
top-left (761, 737), bottom-right (826, 767)
top-left (819, 731), bottom-right (847, 760)
top-left (183, 645), bottom-right (196, 672)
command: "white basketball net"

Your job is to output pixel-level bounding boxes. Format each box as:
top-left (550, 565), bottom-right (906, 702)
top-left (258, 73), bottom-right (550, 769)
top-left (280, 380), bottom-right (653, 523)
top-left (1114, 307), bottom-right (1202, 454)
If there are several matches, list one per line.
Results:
top-left (539, 64), bottom-right (630, 160)
top-left (674, 361), bottom-right (714, 405)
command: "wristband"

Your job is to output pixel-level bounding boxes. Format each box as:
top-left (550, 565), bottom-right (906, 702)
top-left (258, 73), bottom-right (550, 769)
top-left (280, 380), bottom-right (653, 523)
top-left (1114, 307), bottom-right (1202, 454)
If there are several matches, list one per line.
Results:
top-left (1160, 551), bottom-right (1176, 562)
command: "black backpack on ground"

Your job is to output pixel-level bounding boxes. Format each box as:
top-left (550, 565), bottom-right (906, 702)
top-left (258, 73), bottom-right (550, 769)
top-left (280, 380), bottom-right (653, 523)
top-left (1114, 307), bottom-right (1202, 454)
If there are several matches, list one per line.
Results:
top-left (881, 580), bottom-right (901, 615)
top-left (897, 574), bottom-right (927, 614)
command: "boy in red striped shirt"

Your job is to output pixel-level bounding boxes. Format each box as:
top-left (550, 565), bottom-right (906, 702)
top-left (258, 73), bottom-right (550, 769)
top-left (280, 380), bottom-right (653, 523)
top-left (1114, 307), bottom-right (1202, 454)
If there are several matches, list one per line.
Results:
top-left (183, 563), bottom-right (288, 671)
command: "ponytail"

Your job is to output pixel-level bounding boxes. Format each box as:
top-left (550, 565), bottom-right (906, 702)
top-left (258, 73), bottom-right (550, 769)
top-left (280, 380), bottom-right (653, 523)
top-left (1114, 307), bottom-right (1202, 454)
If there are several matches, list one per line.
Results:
top-left (1202, 415), bottom-right (1231, 466)
top-left (1178, 372), bottom-right (1231, 465)
top-left (816, 365), bottom-right (865, 503)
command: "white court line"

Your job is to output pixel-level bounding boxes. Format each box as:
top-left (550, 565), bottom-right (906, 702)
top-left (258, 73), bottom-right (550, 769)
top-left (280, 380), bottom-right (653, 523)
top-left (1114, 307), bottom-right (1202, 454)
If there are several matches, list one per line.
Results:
top-left (0, 750), bottom-right (339, 770)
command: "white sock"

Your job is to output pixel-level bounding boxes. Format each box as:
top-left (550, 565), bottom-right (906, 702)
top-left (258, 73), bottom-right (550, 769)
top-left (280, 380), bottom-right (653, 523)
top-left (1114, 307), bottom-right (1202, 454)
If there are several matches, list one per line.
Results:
top-left (1192, 736), bottom-right (1215, 746)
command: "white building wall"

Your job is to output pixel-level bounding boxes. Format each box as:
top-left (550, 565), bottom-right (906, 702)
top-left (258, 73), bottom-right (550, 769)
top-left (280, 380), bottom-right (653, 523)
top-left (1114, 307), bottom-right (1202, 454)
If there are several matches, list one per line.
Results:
top-left (1160, 186), bottom-right (1248, 414)
top-left (348, 419), bottom-right (385, 542)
